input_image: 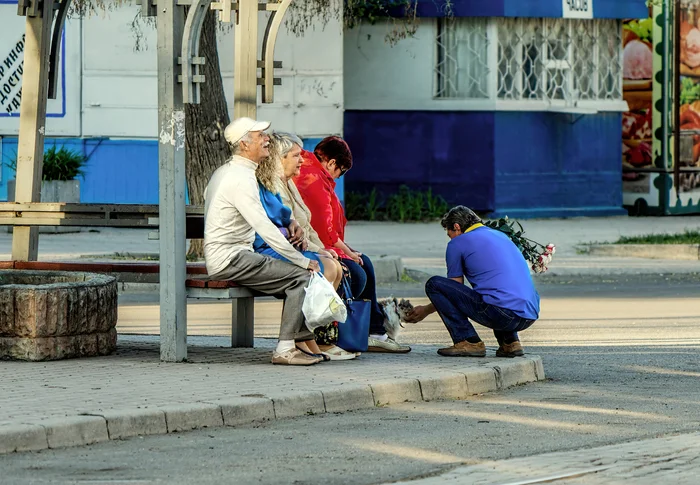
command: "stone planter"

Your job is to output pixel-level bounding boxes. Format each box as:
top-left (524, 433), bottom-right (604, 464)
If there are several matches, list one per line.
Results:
top-left (6, 179), bottom-right (81, 233)
top-left (0, 270), bottom-right (118, 361)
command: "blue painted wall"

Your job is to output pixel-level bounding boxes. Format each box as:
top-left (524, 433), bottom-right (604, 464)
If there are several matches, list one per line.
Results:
top-left (0, 136), bottom-right (339, 204)
top-left (411, 0), bottom-right (647, 18)
top-left (492, 112), bottom-right (625, 218)
top-left (343, 110), bottom-right (626, 218)
top-left (343, 111), bottom-right (496, 211)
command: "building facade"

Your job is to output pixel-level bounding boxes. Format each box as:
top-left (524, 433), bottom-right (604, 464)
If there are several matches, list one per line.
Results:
top-left (343, 0), bottom-right (648, 217)
top-left (0, 1), bottom-right (344, 203)
top-left (1, 0), bottom-right (650, 217)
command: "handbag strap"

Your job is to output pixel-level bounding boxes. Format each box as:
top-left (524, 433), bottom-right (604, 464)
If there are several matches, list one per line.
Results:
top-left (340, 274), bottom-right (354, 303)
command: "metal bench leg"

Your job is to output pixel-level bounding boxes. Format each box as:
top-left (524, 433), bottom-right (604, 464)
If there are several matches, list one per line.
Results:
top-left (231, 297), bottom-right (254, 348)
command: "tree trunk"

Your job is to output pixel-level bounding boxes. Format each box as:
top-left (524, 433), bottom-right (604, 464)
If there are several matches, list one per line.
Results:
top-left (185, 10), bottom-right (231, 260)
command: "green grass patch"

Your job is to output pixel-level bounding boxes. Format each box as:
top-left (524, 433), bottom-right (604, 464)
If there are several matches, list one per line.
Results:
top-left (614, 230), bottom-right (700, 245)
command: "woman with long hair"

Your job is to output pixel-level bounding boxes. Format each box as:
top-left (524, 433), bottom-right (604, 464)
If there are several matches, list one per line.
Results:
top-left (255, 133), bottom-right (356, 361)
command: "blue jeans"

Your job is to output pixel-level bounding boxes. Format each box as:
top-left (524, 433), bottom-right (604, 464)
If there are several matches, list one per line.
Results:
top-left (341, 254), bottom-right (386, 335)
top-left (425, 276), bottom-right (535, 345)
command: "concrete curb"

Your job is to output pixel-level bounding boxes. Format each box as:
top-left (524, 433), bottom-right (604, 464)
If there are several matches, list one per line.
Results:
top-left (579, 244), bottom-right (700, 260)
top-left (0, 355), bottom-right (544, 455)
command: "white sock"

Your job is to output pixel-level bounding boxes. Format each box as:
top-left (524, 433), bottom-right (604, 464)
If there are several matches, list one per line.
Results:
top-left (276, 340), bottom-right (295, 353)
top-left (370, 333), bottom-right (388, 342)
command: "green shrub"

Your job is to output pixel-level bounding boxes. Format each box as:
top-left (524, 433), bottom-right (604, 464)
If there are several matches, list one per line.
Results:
top-left (346, 185), bottom-right (449, 222)
top-left (6, 144), bottom-right (87, 181)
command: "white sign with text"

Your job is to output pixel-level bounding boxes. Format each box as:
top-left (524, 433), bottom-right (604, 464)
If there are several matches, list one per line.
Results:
top-left (0, 4), bottom-right (65, 118)
top-left (562, 0), bottom-right (593, 19)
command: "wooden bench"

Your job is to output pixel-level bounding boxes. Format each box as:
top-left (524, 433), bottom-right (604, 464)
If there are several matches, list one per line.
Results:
top-left (0, 260), bottom-right (257, 348)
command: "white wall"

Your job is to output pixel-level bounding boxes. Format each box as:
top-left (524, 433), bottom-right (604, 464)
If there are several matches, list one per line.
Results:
top-left (0, 2), bottom-right (343, 139)
top-left (344, 20), bottom-right (438, 111)
top-left (81, 4), bottom-right (344, 139)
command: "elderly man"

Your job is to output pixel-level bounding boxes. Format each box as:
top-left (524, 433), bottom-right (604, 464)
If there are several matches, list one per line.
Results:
top-left (204, 117), bottom-right (321, 366)
top-left (405, 206), bottom-right (540, 358)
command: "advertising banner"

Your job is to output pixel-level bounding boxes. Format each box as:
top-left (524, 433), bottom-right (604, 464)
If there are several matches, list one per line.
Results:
top-left (622, 16), bottom-right (654, 195)
top-left (677, 0), bottom-right (700, 194)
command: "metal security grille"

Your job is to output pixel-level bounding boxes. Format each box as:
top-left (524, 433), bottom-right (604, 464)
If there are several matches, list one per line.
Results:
top-left (435, 17), bottom-right (623, 105)
top-left (435, 17), bottom-right (490, 99)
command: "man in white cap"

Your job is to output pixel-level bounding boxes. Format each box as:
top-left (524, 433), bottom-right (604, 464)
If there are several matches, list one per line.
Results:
top-left (204, 117), bottom-right (322, 366)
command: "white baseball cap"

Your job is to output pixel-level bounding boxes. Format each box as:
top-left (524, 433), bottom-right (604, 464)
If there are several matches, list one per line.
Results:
top-left (224, 117), bottom-right (271, 145)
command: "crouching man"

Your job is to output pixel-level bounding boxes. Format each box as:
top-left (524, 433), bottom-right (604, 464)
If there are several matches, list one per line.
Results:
top-left (405, 206), bottom-right (540, 358)
top-left (204, 117), bottom-right (321, 366)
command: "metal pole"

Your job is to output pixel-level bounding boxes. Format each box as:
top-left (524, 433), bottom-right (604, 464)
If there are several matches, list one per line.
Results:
top-left (234, 0), bottom-right (258, 119)
top-left (674, 0), bottom-right (681, 200)
top-left (11, 2), bottom-right (54, 261)
top-left (157, 1), bottom-right (188, 362)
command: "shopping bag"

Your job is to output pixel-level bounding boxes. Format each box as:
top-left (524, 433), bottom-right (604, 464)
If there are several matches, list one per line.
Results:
top-left (302, 272), bottom-right (347, 331)
top-left (336, 275), bottom-right (371, 353)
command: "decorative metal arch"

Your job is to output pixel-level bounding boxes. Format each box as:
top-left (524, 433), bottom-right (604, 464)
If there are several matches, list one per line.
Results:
top-left (260, 0), bottom-right (290, 103)
top-left (180, 0), bottom-right (210, 104)
top-left (48, 0), bottom-right (72, 99)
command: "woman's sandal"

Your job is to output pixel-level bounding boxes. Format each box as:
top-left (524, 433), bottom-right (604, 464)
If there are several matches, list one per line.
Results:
top-left (296, 346), bottom-right (331, 362)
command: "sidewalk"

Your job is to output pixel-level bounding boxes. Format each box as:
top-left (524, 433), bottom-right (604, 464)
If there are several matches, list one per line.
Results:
top-left (0, 215), bottom-right (697, 454)
top-left (1, 216), bottom-right (699, 277)
top-left (0, 335), bottom-right (544, 454)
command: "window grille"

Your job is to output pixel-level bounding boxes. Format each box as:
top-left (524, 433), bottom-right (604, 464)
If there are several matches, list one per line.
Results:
top-left (435, 18), bottom-right (490, 99)
top-left (435, 17), bottom-right (623, 107)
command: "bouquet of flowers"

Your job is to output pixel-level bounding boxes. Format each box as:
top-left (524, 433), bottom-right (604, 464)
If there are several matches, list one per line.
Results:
top-left (483, 217), bottom-right (556, 274)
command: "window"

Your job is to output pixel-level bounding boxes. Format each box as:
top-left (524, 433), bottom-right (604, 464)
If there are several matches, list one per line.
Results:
top-left (435, 18), bottom-right (490, 99)
top-left (435, 17), bottom-right (623, 110)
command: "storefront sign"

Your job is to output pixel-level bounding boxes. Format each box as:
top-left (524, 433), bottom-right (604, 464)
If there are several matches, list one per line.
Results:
top-left (562, 0), bottom-right (593, 19)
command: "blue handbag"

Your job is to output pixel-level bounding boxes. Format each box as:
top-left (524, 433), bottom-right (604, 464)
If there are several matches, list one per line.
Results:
top-left (336, 275), bottom-right (371, 353)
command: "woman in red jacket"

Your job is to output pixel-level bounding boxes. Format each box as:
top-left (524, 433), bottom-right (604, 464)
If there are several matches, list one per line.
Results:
top-left (294, 136), bottom-right (411, 353)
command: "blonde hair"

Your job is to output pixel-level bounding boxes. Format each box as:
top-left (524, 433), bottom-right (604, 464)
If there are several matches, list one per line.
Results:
top-left (256, 142), bottom-right (284, 192)
top-left (256, 132), bottom-right (303, 192)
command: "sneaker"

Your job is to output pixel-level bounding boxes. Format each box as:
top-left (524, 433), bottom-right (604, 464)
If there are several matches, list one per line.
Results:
top-left (496, 341), bottom-right (524, 358)
top-left (271, 348), bottom-right (321, 365)
top-left (320, 345), bottom-right (357, 361)
top-left (367, 337), bottom-right (411, 353)
top-left (437, 340), bottom-right (486, 357)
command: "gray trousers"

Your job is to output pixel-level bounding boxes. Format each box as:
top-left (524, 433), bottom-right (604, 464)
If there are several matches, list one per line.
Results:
top-left (211, 251), bottom-right (313, 341)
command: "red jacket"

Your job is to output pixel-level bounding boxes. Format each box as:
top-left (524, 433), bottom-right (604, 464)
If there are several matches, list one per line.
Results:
top-left (294, 150), bottom-right (348, 259)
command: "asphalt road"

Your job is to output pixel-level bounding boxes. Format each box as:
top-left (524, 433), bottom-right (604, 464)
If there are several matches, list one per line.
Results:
top-left (2, 273), bottom-right (700, 485)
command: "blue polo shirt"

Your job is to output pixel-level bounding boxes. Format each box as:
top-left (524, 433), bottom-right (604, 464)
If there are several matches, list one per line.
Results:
top-left (446, 225), bottom-right (540, 320)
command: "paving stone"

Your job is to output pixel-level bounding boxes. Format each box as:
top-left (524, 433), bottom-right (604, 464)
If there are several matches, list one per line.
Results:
top-left (0, 337), bottom-right (542, 454)
top-left (419, 373), bottom-right (468, 401)
top-left (484, 359), bottom-right (538, 389)
top-left (93, 408), bottom-right (167, 440)
top-left (322, 386), bottom-right (375, 413)
top-left (271, 391), bottom-right (326, 420)
top-left (42, 416), bottom-right (109, 449)
top-left (465, 367), bottom-right (498, 395)
top-left (370, 379), bottom-right (423, 406)
top-left (208, 397), bottom-right (275, 426)
top-left (0, 424), bottom-right (48, 453)
top-left (160, 403), bottom-right (224, 433)
top-left (533, 356), bottom-right (546, 380)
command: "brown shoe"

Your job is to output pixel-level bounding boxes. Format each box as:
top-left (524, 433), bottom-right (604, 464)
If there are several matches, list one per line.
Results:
top-left (271, 349), bottom-right (321, 365)
top-left (437, 340), bottom-right (486, 357)
top-left (496, 341), bottom-right (524, 358)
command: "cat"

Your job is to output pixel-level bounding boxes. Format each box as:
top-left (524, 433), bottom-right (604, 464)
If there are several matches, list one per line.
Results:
top-left (377, 297), bottom-right (415, 341)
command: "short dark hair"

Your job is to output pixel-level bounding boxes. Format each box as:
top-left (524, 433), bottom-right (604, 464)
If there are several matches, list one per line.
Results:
top-left (441, 205), bottom-right (482, 232)
top-left (314, 136), bottom-right (353, 172)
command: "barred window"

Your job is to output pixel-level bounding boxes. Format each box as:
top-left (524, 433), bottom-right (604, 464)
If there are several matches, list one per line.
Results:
top-left (435, 18), bottom-right (490, 99)
top-left (435, 17), bottom-right (623, 108)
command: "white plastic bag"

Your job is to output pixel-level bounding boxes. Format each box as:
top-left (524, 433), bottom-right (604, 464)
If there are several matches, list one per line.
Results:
top-left (302, 272), bottom-right (347, 330)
